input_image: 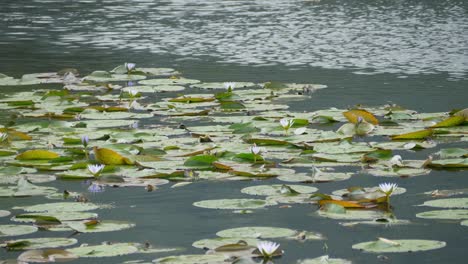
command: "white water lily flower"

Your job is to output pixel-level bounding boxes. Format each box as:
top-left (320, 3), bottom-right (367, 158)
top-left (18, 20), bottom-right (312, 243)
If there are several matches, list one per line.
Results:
top-left (223, 82), bottom-right (236, 90)
top-left (250, 143), bottom-right (262, 155)
top-left (128, 89), bottom-right (139, 97)
top-left (125, 62), bottom-right (136, 72)
top-left (389, 155), bottom-right (403, 167)
top-left (257, 241), bottom-right (280, 258)
top-left (379, 182), bottom-right (398, 196)
top-left (87, 164), bottom-right (105, 177)
top-left (280, 118), bottom-right (295, 129)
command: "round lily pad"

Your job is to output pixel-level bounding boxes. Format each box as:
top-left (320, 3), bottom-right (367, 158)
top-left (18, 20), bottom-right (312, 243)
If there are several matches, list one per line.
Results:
top-left (241, 184), bottom-right (317, 196)
top-left (460, 220), bottom-right (468, 226)
top-left (352, 239), bottom-right (446, 253)
top-left (421, 198), bottom-right (468, 209)
top-left (66, 220), bottom-right (135, 233)
top-left (193, 199), bottom-right (271, 210)
top-left (0, 237), bottom-right (78, 250)
top-left (192, 237), bottom-right (259, 250)
top-left (14, 202), bottom-right (102, 212)
top-left (416, 209), bottom-right (468, 220)
top-left (317, 208), bottom-right (386, 220)
top-left (154, 254), bottom-right (227, 263)
top-left (18, 249), bottom-right (78, 262)
top-left (216, 226), bottom-right (297, 239)
top-left (0, 225), bottom-right (38, 237)
top-left (277, 172), bottom-right (352, 183)
top-left (0, 210), bottom-right (10, 217)
top-left (12, 211), bottom-right (98, 223)
top-left (68, 243), bottom-right (139, 257)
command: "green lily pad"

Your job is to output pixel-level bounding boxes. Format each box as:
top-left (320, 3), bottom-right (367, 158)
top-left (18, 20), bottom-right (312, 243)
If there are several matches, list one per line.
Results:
top-left (241, 184), bottom-right (317, 196)
top-left (460, 220), bottom-right (468, 226)
top-left (0, 225), bottom-right (38, 237)
top-left (0, 210), bottom-right (10, 217)
top-left (420, 198), bottom-right (468, 209)
top-left (139, 78), bottom-right (200, 86)
top-left (317, 208), bottom-right (386, 220)
top-left (193, 199), bottom-right (271, 210)
top-left (352, 239), bottom-right (446, 253)
top-left (216, 226), bottom-right (297, 239)
top-left (192, 237), bottom-right (259, 250)
top-left (12, 211), bottom-right (98, 223)
top-left (14, 202), bottom-right (102, 212)
top-left (68, 243), bottom-right (139, 257)
top-left (154, 254), bottom-right (227, 263)
top-left (0, 237), bottom-right (78, 250)
top-left (428, 158), bottom-right (468, 168)
top-left (66, 220), bottom-right (135, 233)
top-left (17, 249), bottom-right (78, 262)
top-left (416, 209), bottom-right (468, 220)
top-left (277, 172), bottom-right (352, 183)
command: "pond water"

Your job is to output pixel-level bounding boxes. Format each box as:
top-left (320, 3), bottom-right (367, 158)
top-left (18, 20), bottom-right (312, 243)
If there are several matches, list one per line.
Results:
top-left (0, 0), bottom-right (467, 263)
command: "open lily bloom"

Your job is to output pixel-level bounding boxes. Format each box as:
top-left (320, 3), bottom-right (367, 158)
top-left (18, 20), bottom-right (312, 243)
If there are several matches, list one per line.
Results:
top-left (223, 82), bottom-right (236, 90)
top-left (125, 62), bottom-right (136, 72)
top-left (379, 182), bottom-right (398, 196)
top-left (280, 118), bottom-right (295, 129)
top-left (250, 143), bottom-right (261, 155)
top-left (257, 241), bottom-right (280, 258)
top-left (81, 135), bottom-right (89, 146)
top-left (128, 89), bottom-right (139, 97)
top-left (87, 164), bottom-right (105, 177)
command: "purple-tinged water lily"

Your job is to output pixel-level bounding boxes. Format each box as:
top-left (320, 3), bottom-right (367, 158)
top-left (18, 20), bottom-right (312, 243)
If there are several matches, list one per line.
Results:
top-left (125, 62), bottom-right (136, 72)
top-left (81, 135), bottom-right (89, 147)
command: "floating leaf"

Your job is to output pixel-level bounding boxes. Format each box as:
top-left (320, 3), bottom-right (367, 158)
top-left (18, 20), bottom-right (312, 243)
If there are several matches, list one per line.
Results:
top-left (192, 237), bottom-right (259, 250)
top-left (1, 237), bottom-right (78, 250)
top-left (430, 116), bottom-right (465, 128)
top-left (391, 129), bottom-right (433, 140)
top-left (343, 109), bottom-right (379, 125)
top-left (17, 249), bottom-right (78, 262)
top-left (93, 147), bottom-right (133, 165)
top-left (0, 225), bottom-right (38, 237)
top-left (0, 210), bottom-right (10, 217)
top-left (68, 243), bottom-right (139, 257)
top-left (193, 199), bottom-right (270, 210)
top-left (14, 202), bottom-right (101, 212)
top-left (15, 150), bottom-right (60, 160)
top-left (416, 209), bottom-right (468, 220)
top-left (154, 254), bottom-right (227, 263)
top-left (428, 158), bottom-right (468, 168)
top-left (184, 155), bottom-right (218, 168)
top-left (241, 184), bottom-right (317, 196)
top-left (66, 220), bottom-right (135, 233)
top-left (13, 212), bottom-right (97, 223)
top-left (420, 198), bottom-right (468, 209)
top-left (297, 256), bottom-right (352, 264)
top-left (352, 239), bottom-right (446, 253)
top-left (216, 226), bottom-right (297, 239)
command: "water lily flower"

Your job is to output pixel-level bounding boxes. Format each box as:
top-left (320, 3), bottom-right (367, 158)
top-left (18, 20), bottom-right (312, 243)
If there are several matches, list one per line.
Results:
top-left (125, 62), bottom-right (136, 72)
top-left (0, 133), bottom-right (8, 142)
top-left (87, 164), bottom-right (105, 177)
top-left (280, 118), bottom-right (295, 135)
top-left (379, 182), bottom-right (398, 209)
top-left (88, 183), bottom-right (105, 193)
top-left (81, 135), bottom-right (89, 147)
top-left (250, 143), bottom-right (261, 155)
top-left (223, 82), bottom-right (236, 91)
top-left (257, 241), bottom-right (280, 259)
top-left (127, 89), bottom-right (139, 98)
top-left (129, 121), bottom-right (139, 129)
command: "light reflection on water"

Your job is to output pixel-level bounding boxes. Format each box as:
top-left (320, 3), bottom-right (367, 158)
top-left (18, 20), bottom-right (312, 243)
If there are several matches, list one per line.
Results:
top-left (1, 0), bottom-right (467, 78)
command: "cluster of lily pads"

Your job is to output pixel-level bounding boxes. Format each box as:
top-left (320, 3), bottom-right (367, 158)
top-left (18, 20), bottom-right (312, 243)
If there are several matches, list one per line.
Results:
top-left (0, 63), bottom-right (467, 263)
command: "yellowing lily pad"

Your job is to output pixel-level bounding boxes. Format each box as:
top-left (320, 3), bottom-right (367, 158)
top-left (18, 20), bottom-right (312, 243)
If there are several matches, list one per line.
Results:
top-left (352, 239), bottom-right (446, 253)
top-left (15, 149), bottom-right (60, 160)
top-left (94, 147), bottom-right (133, 165)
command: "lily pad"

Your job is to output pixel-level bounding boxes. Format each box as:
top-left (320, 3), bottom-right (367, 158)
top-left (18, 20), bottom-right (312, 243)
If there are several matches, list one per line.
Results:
top-left (352, 239), bottom-right (446, 253)
top-left (153, 254), bottom-right (227, 263)
top-left (241, 184), bottom-right (317, 196)
top-left (0, 237), bottom-right (78, 250)
top-left (0, 210), bottom-right (10, 217)
top-left (68, 242), bottom-right (139, 257)
top-left (216, 226), bottom-right (297, 239)
top-left (66, 220), bottom-right (135, 233)
top-left (297, 256), bottom-right (352, 264)
top-left (13, 202), bottom-right (101, 212)
top-left (416, 209), bottom-right (468, 220)
top-left (420, 198), bottom-right (468, 209)
top-left (17, 249), bottom-right (78, 262)
top-left (192, 237), bottom-right (259, 250)
top-left (0, 225), bottom-right (38, 237)
top-left (193, 199), bottom-right (271, 210)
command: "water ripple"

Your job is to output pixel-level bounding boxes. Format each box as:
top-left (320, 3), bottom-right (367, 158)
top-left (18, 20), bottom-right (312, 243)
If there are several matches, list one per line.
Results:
top-left (1, 0), bottom-right (467, 78)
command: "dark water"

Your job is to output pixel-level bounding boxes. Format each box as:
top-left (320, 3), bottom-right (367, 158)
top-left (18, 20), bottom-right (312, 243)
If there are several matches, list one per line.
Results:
top-left (0, 0), bottom-right (468, 263)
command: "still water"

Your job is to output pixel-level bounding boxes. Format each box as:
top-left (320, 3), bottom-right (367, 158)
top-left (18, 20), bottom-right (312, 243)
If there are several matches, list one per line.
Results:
top-left (0, 0), bottom-right (467, 263)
